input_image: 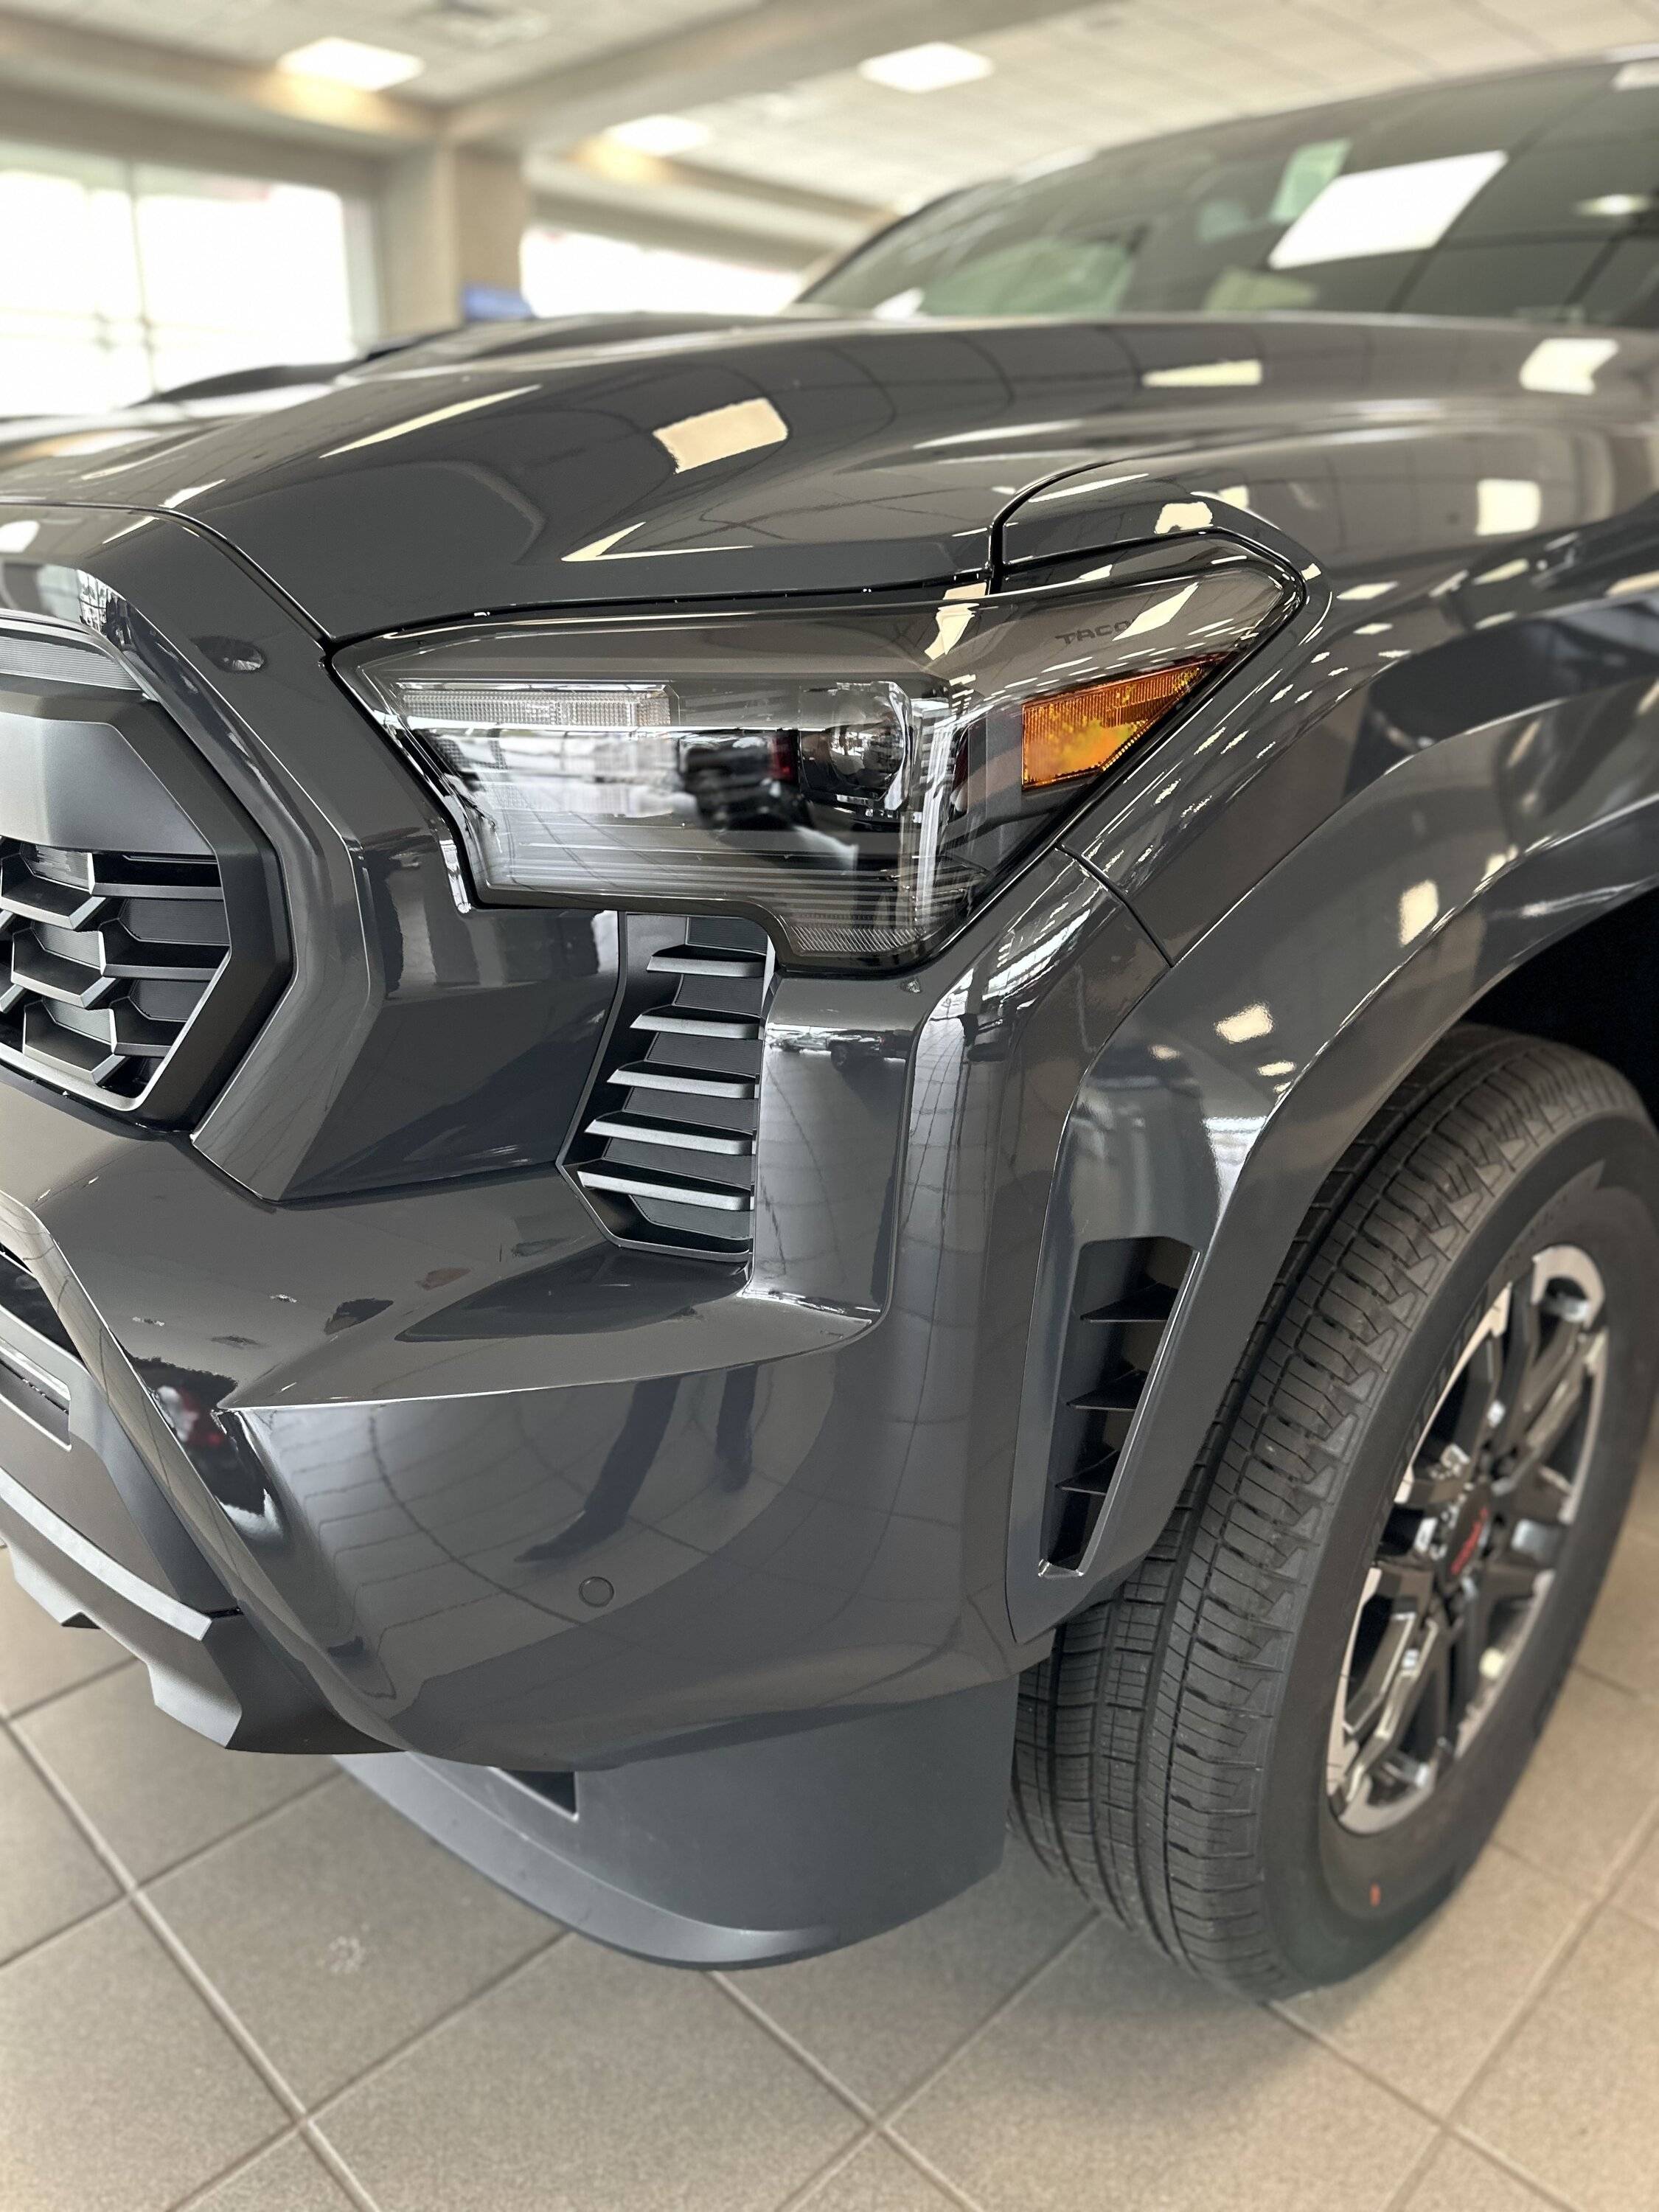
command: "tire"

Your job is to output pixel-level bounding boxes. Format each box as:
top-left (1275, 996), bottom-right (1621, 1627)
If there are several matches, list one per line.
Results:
top-left (1013, 1024), bottom-right (1659, 1997)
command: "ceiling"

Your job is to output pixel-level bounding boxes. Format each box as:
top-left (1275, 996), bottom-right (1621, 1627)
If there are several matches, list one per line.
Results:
top-left (2, 0), bottom-right (1657, 252)
top-left (675, 0), bottom-right (1659, 206)
top-left (0, 0), bottom-right (747, 104)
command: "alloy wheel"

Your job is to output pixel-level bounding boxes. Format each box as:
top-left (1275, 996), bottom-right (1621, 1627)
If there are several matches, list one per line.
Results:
top-left (1327, 1245), bottom-right (1608, 1833)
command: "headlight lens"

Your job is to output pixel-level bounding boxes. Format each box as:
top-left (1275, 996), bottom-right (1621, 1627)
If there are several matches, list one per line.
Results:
top-left (340, 543), bottom-right (1290, 970)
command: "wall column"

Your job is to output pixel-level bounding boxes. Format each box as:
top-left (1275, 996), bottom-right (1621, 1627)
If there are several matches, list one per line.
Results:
top-left (376, 144), bottom-right (532, 334)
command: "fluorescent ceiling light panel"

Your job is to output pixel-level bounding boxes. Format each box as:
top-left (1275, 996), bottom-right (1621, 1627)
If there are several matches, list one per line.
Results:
top-left (858, 42), bottom-right (993, 93)
top-left (278, 37), bottom-right (425, 90)
top-left (1270, 150), bottom-right (1506, 268)
top-left (604, 114), bottom-right (712, 156)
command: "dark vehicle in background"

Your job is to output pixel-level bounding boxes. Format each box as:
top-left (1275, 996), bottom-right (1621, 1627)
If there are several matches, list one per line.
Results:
top-left (0, 53), bottom-right (1656, 1997)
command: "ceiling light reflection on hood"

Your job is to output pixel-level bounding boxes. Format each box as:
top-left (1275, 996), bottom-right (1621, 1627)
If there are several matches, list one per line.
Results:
top-left (1141, 359), bottom-right (1262, 389)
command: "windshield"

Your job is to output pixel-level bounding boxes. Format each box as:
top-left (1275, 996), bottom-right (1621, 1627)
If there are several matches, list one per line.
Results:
top-left (807, 60), bottom-right (1659, 331)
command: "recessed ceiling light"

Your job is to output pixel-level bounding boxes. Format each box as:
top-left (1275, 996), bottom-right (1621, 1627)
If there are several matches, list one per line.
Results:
top-left (277, 37), bottom-right (425, 91)
top-left (603, 114), bottom-right (712, 156)
top-left (858, 42), bottom-right (994, 94)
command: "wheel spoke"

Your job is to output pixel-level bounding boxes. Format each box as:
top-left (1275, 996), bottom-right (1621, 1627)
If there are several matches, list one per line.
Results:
top-left (1487, 1285), bottom-right (1540, 1458)
top-left (1345, 1611), bottom-right (1446, 1811)
top-left (1447, 1576), bottom-right (1496, 1739)
top-left (1502, 1341), bottom-right (1598, 1502)
top-left (1450, 1329), bottom-right (1506, 1460)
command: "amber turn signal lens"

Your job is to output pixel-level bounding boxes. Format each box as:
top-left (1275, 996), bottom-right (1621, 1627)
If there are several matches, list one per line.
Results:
top-left (1020, 658), bottom-right (1214, 790)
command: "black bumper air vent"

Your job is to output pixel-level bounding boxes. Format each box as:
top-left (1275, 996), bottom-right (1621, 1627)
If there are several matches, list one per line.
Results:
top-left (1042, 1237), bottom-right (1193, 1573)
top-left (0, 622), bottom-right (285, 1119)
top-left (566, 914), bottom-right (773, 1256)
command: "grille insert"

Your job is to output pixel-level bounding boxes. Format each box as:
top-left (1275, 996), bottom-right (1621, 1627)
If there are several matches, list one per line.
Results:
top-left (0, 619), bottom-right (286, 1120)
top-left (567, 917), bottom-right (772, 1255)
top-left (0, 842), bottom-right (229, 1099)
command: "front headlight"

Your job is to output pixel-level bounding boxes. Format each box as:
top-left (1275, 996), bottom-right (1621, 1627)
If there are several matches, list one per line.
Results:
top-left (338, 541), bottom-right (1291, 971)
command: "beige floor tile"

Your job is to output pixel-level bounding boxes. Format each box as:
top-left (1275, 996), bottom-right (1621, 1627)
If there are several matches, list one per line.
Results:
top-left (0, 1553), bottom-right (130, 1717)
top-left (1466, 1907), bottom-right (1659, 2212)
top-left (735, 1837), bottom-right (1094, 2110)
top-left (1496, 1670), bottom-right (1659, 1893)
top-left (1612, 1819), bottom-right (1659, 1932)
top-left (1283, 1846), bottom-right (1582, 2115)
top-left (1402, 2138), bottom-right (1558, 2211)
top-left (894, 1920), bottom-right (1433, 2212)
top-left (147, 1775), bottom-right (554, 2106)
top-left (1579, 1527), bottom-right (1659, 1700)
top-left (0, 1905), bottom-right (282, 2212)
top-left (1627, 1447), bottom-right (1659, 1547)
top-left (801, 2138), bottom-right (961, 2211)
top-left (318, 1937), bottom-right (861, 2212)
top-left (16, 1662), bottom-right (333, 1882)
top-left (0, 1728), bottom-right (117, 1965)
top-left (186, 2135), bottom-right (355, 2211)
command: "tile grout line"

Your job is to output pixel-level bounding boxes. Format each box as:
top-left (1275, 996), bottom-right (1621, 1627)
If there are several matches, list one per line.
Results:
top-left (1266, 1753), bottom-right (1659, 2161)
top-left (1269, 1844), bottom-right (1601, 2136)
top-left (5, 1719), bottom-right (384, 2212)
top-left (0, 1649), bottom-right (136, 1725)
top-left (0, 1760), bottom-right (342, 1974)
top-left (856, 1917), bottom-right (1107, 2206)
top-left (709, 1972), bottom-right (878, 2125)
top-left (1571, 1657), bottom-right (1659, 1708)
top-left (1374, 2124), bottom-right (1447, 2212)
top-left (771, 2129), bottom-right (881, 2212)
top-left (1435, 1793), bottom-right (1659, 2202)
top-left (1443, 2132), bottom-right (1587, 2212)
top-left (714, 1913), bottom-right (1106, 2212)
top-left (302, 1927), bottom-right (568, 2129)
top-left (167, 2120), bottom-right (312, 2212)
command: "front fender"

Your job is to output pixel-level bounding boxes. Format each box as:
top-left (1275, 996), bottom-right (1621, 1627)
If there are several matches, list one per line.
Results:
top-left (1007, 669), bottom-right (1659, 1639)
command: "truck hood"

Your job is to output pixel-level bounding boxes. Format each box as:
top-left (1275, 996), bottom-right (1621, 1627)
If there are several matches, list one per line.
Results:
top-left (0, 310), bottom-right (1642, 639)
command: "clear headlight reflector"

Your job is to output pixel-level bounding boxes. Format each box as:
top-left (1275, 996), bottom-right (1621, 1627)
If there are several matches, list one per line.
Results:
top-left (340, 545), bottom-right (1290, 970)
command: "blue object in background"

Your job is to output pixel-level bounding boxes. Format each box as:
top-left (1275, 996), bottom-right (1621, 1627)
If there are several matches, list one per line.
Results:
top-left (462, 283), bottom-right (532, 321)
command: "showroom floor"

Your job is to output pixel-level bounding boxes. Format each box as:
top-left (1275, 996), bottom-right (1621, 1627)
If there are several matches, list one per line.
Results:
top-left (4, 1457), bottom-right (1659, 2212)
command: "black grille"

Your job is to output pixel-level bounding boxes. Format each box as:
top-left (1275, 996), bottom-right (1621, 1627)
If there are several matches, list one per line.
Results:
top-left (1042, 1237), bottom-right (1193, 1572)
top-left (0, 619), bottom-right (285, 1119)
top-left (0, 843), bottom-right (229, 1099)
top-left (567, 916), bottom-right (772, 1255)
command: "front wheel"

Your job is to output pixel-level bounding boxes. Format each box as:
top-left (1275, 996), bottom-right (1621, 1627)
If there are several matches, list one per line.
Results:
top-left (1013, 1026), bottom-right (1659, 1997)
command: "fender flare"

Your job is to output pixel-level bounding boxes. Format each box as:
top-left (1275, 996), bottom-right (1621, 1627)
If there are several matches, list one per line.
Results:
top-left (1006, 692), bottom-right (1659, 1639)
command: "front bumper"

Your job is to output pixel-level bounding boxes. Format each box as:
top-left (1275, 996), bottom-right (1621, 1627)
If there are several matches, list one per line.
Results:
top-left (0, 497), bottom-right (1169, 1957)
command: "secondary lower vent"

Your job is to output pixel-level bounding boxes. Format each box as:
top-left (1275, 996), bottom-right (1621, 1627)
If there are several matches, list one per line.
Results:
top-left (1041, 1237), bottom-right (1193, 1573)
top-left (566, 914), bottom-right (773, 1256)
top-left (0, 843), bottom-right (228, 1099)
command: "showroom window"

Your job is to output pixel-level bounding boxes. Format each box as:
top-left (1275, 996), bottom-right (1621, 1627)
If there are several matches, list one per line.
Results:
top-left (521, 226), bottom-right (796, 317)
top-left (0, 142), bottom-right (362, 417)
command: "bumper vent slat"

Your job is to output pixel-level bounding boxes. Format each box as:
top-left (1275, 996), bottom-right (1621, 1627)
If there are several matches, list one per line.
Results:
top-left (567, 917), bottom-right (773, 1257)
top-left (0, 841), bottom-right (229, 1096)
top-left (0, 623), bottom-right (285, 1121)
